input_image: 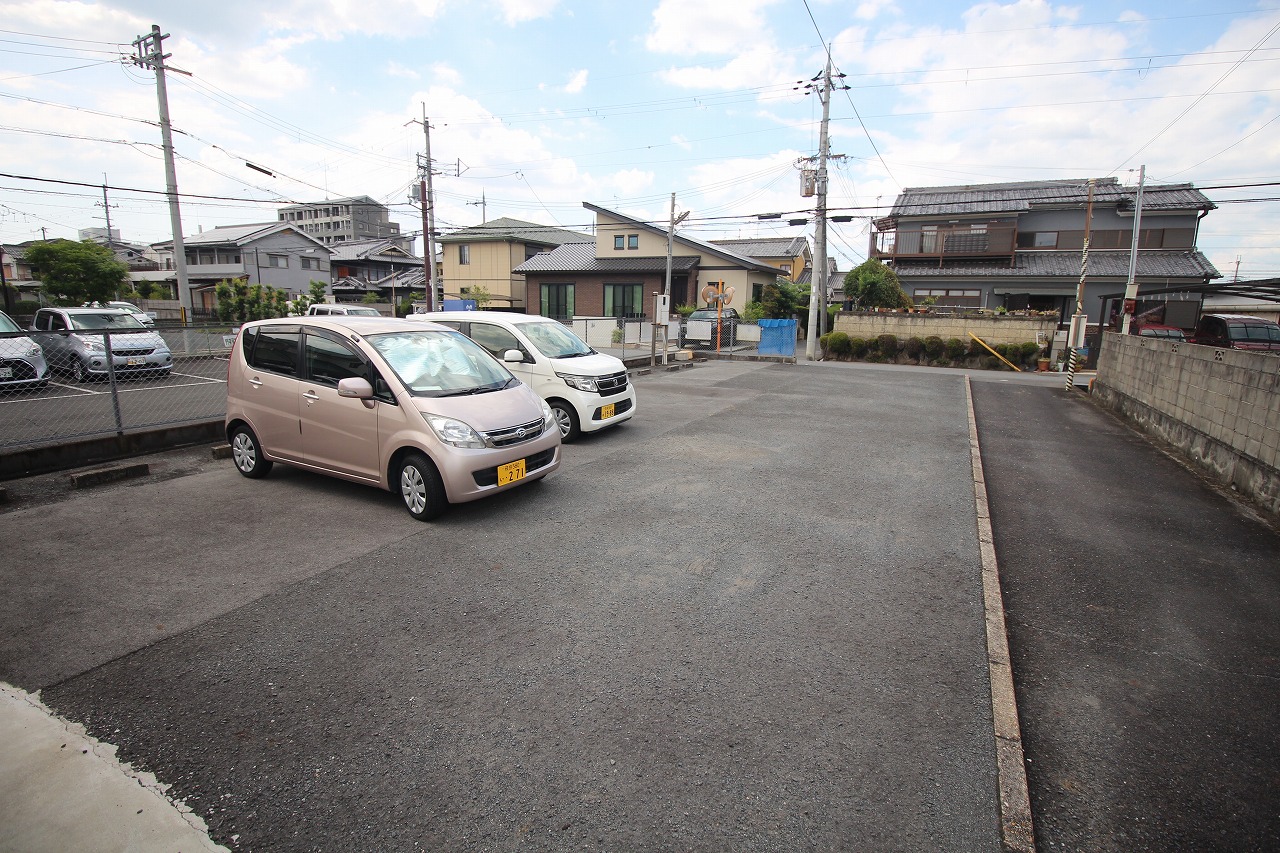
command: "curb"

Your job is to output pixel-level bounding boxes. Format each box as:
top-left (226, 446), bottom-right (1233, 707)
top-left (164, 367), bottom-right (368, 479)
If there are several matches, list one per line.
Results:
top-left (964, 375), bottom-right (1036, 852)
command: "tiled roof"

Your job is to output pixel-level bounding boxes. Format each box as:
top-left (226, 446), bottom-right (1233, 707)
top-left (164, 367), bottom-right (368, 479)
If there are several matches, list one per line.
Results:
top-left (710, 236), bottom-right (809, 259)
top-left (328, 238), bottom-right (420, 263)
top-left (884, 178), bottom-right (1216, 219)
top-left (438, 218), bottom-right (591, 246)
top-left (515, 241), bottom-right (700, 273)
top-left (890, 250), bottom-right (1220, 279)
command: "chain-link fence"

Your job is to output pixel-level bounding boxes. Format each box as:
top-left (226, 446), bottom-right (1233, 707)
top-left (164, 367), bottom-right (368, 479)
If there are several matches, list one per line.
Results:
top-left (1, 326), bottom-right (234, 453)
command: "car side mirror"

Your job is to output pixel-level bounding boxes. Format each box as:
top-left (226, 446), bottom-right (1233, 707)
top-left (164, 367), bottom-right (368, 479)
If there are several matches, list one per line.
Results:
top-left (337, 376), bottom-right (377, 409)
top-left (502, 349), bottom-right (525, 363)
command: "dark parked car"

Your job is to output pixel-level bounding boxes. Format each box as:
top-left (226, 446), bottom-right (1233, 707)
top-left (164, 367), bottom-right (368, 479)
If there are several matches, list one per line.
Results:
top-left (1190, 314), bottom-right (1280, 353)
top-left (1134, 324), bottom-right (1187, 341)
top-left (683, 307), bottom-right (741, 348)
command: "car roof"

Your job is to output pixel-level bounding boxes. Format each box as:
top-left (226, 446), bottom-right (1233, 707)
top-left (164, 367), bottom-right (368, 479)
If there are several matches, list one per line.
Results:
top-left (1202, 314), bottom-right (1279, 324)
top-left (413, 310), bottom-right (553, 324)
top-left (48, 306), bottom-right (129, 315)
top-left (245, 316), bottom-right (452, 334)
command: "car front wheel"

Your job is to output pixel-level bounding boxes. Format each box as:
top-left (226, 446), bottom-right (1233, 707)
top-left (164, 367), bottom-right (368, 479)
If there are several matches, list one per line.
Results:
top-left (230, 425), bottom-right (273, 479)
top-left (550, 400), bottom-right (580, 442)
top-left (398, 453), bottom-right (447, 521)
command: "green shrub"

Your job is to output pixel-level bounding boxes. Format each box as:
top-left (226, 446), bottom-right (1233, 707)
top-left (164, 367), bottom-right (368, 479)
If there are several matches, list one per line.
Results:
top-left (924, 335), bottom-right (945, 360)
top-left (968, 337), bottom-right (987, 357)
top-left (1018, 341), bottom-right (1040, 364)
top-left (819, 333), bottom-right (832, 356)
top-left (865, 335), bottom-right (879, 353)
top-left (741, 301), bottom-right (766, 322)
top-left (849, 337), bottom-right (869, 358)
top-left (904, 336), bottom-right (925, 361)
top-left (877, 334), bottom-right (900, 359)
top-left (945, 338), bottom-right (967, 360)
top-left (984, 356), bottom-right (1001, 370)
top-left (828, 331), bottom-right (851, 358)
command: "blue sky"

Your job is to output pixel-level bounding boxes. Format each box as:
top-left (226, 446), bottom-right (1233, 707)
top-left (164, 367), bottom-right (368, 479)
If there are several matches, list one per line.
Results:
top-left (3, 0), bottom-right (1280, 279)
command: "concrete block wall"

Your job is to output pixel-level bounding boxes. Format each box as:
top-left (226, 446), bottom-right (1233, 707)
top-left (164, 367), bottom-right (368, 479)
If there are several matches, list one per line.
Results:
top-left (831, 312), bottom-right (1058, 346)
top-left (1093, 332), bottom-right (1280, 516)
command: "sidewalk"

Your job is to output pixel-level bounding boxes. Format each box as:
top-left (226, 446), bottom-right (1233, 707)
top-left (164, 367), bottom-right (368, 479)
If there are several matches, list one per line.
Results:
top-left (0, 683), bottom-right (225, 853)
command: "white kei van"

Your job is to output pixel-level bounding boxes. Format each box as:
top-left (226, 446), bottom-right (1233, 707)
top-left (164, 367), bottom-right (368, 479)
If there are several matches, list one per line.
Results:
top-left (225, 315), bottom-right (560, 521)
top-left (414, 311), bottom-right (636, 441)
top-left (306, 304), bottom-right (383, 317)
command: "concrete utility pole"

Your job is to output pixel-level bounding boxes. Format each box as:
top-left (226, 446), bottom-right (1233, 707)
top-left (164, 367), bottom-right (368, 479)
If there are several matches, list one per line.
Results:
top-left (99, 175), bottom-right (120, 298)
top-left (416, 105), bottom-right (440, 312)
top-left (805, 57), bottom-right (834, 362)
top-left (1119, 165), bottom-right (1147, 335)
top-left (132, 25), bottom-right (191, 318)
top-left (1065, 178), bottom-right (1096, 390)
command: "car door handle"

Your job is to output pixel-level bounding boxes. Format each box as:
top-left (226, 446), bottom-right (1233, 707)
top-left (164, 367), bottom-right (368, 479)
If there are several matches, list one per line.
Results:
top-left (249, 377), bottom-right (263, 388)
top-left (303, 390), bottom-right (319, 402)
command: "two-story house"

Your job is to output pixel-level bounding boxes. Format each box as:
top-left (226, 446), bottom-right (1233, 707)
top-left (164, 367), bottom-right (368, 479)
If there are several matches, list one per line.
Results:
top-left (710, 236), bottom-right (811, 286)
top-left (435, 218), bottom-right (591, 311)
top-left (514, 203), bottom-right (781, 320)
top-left (869, 178), bottom-right (1220, 323)
top-left (328, 238), bottom-right (426, 303)
top-left (149, 222), bottom-right (331, 313)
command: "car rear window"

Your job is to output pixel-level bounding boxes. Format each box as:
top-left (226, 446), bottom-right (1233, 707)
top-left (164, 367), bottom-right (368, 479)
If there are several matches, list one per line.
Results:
top-left (247, 326), bottom-right (300, 375)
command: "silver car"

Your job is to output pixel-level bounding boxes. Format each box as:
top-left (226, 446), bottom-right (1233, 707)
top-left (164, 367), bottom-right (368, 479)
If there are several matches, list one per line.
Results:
top-left (32, 307), bottom-right (173, 381)
top-left (0, 309), bottom-right (49, 389)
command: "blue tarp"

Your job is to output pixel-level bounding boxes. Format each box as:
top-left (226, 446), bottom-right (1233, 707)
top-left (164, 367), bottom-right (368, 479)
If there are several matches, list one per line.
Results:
top-left (757, 319), bottom-right (797, 356)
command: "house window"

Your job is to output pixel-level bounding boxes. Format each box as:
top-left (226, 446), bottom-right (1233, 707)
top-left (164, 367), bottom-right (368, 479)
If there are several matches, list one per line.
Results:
top-left (541, 283), bottom-right (574, 321)
top-left (301, 257), bottom-right (317, 270)
top-left (605, 283), bottom-right (643, 318)
top-left (780, 263), bottom-right (791, 274)
top-left (913, 288), bottom-right (980, 307)
top-left (458, 245), bottom-right (470, 265)
top-left (266, 254), bottom-right (288, 268)
top-left (614, 235), bottom-right (625, 250)
top-left (1017, 232), bottom-right (1059, 249)
top-left (627, 234), bottom-right (639, 250)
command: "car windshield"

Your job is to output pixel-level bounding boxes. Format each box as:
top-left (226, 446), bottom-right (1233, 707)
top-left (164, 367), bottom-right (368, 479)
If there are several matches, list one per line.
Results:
top-left (109, 303), bottom-right (143, 314)
top-left (366, 329), bottom-right (516, 397)
top-left (344, 307), bottom-right (381, 316)
top-left (515, 321), bottom-right (594, 358)
top-left (0, 313), bottom-right (22, 334)
top-left (68, 312), bottom-right (147, 331)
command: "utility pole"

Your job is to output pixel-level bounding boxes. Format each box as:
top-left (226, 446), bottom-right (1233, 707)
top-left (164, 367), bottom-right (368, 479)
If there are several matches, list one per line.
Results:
top-left (804, 55), bottom-right (842, 361)
top-left (409, 105), bottom-right (441, 312)
top-left (98, 175), bottom-right (121, 298)
top-left (654, 192), bottom-right (689, 366)
top-left (1119, 166), bottom-right (1146, 335)
top-left (467, 190), bottom-right (487, 224)
top-left (133, 25), bottom-right (191, 320)
top-left (1065, 178), bottom-right (1096, 390)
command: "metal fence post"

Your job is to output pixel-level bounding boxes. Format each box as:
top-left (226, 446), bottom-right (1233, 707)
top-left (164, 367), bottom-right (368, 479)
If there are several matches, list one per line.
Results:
top-left (104, 330), bottom-right (125, 436)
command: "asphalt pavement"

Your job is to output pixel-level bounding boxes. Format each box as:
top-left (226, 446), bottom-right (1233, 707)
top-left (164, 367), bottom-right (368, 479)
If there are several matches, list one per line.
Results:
top-left (1, 358), bottom-right (1276, 851)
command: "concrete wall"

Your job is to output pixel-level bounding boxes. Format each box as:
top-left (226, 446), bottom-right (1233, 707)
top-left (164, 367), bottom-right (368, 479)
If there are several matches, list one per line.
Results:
top-left (1093, 332), bottom-right (1280, 516)
top-left (831, 312), bottom-right (1058, 346)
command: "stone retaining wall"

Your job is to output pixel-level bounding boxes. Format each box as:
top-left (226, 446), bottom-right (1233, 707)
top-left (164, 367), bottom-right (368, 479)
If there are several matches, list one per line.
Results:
top-left (1093, 332), bottom-right (1280, 516)
top-left (831, 312), bottom-right (1058, 346)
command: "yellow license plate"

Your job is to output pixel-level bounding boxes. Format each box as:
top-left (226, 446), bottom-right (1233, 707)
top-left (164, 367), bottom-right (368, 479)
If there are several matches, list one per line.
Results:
top-left (497, 459), bottom-right (526, 486)
top-left (600, 402), bottom-right (615, 419)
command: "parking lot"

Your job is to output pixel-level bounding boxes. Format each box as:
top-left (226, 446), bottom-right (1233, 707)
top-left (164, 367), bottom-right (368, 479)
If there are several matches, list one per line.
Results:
top-left (1, 359), bottom-right (1277, 852)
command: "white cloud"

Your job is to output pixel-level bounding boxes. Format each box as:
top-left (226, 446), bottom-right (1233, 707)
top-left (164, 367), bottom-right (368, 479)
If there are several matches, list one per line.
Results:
top-left (494, 0), bottom-right (560, 26)
top-left (564, 69), bottom-right (588, 94)
top-left (607, 169), bottom-right (654, 196)
top-left (646, 0), bottom-right (784, 55)
top-left (386, 61), bottom-right (421, 80)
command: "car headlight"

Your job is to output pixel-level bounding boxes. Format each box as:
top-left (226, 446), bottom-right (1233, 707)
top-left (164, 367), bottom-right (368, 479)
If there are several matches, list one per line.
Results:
top-left (540, 398), bottom-right (556, 431)
top-left (75, 335), bottom-right (105, 353)
top-left (423, 413), bottom-right (487, 449)
top-left (556, 372), bottom-right (598, 392)
top-left (24, 342), bottom-right (41, 358)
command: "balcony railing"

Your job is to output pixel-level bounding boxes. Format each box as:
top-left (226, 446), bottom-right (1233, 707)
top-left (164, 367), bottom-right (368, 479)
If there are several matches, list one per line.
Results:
top-left (870, 224), bottom-right (1017, 266)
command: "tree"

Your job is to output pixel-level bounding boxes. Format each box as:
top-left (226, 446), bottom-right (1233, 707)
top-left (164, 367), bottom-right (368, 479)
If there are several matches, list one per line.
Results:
top-left (462, 285), bottom-right (492, 308)
top-left (844, 259), bottom-right (911, 310)
top-left (25, 240), bottom-right (130, 305)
